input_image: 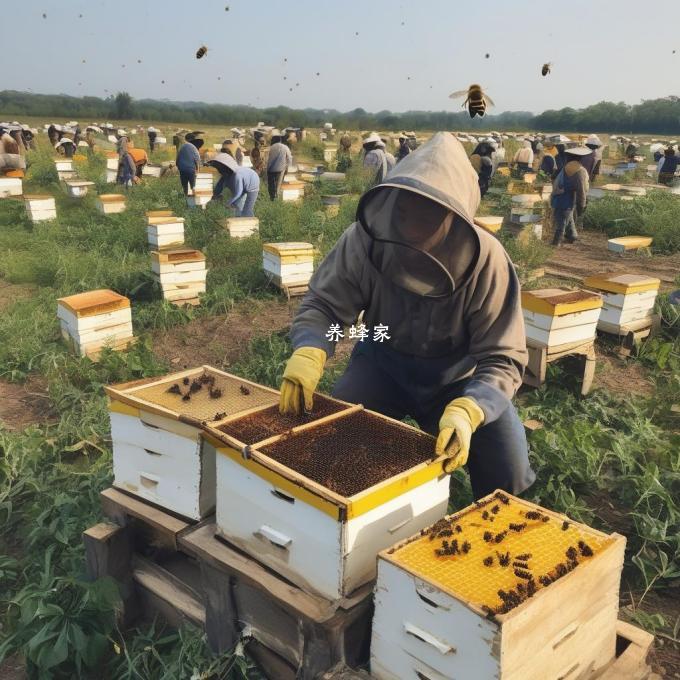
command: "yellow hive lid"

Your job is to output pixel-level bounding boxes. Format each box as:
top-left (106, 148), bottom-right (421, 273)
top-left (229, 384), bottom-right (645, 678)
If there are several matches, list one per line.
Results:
top-left (381, 491), bottom-right (619, 618)
top-left (146, 209), bottom-right (174, 218)
top-left (98, 193), bottom-right (126, 202)
top-left (601, 184), bottom-right (621, 191)
top-left (583, 273), bottom-right (661, 294)
top-left (282, 181), bottom-right (305, 190)
top-left (151, 248), bottom-right (205, 264)
top-left (474, 216), bottom-right (503, 233)
top-left (607, 236), bottom-right (653, 249)
top-left (192, 189), bottom-right (213, 196)
top-left (105, 151), bottom-right (118, 159)
top-left (263, 242), bottom-right (314, 257)
top-left (24, 194), bottom-right (54, 200)
top-left (58, 289), bottom-right (130, 317)
top-left (147, 216), bottom-right (185, 225)
top-left (65, 180), bottom-right (95, 187)
top-left (522, 288), bottom-right (602, 316)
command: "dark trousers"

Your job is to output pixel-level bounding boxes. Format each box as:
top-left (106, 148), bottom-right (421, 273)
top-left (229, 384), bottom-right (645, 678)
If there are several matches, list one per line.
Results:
top-left (267, 171), bottom-right (283, 200)
top-left (552, 206), bottom-right (578, 244)
top-left (179, 170), bottom-right (196, 195)
top-left (331, 345), bottom-right (535, 500)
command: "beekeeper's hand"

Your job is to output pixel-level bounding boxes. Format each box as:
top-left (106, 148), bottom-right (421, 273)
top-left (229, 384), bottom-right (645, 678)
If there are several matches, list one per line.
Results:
top-left (279, 347), bottom-right (327, 415)
top-left (436, 397), bottom-right (485, 473)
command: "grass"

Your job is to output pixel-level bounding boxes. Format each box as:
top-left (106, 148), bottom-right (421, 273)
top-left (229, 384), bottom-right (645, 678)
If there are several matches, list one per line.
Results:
top-left (0, 132), bottom-right (678, 676)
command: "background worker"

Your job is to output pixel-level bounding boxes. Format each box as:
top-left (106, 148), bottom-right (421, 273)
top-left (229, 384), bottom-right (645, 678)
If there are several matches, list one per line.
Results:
top-left (147, 126), bottom-right (158, 152)
top-left (208, 152), bottom-right (260, 217)
top-left (584, 134), bottom-right (603, 181)
top-left (657, 146), bottom-right (679, 186)
top-left (362, 132), bottom-right (389, 183)
top-left (250, 137), bottom-right (265, 176)
top-left (127, 142), bottom-right (148, 178)
top-left (278, 132), bottom-right (534, 500)
top-left (222, 138), bottom-right (244, 165)
top-left (379, 137), bottom-right (396, 174)
top-left (55, 137), bottom-right (76, 158)
top-left (550, 146), bottom-right (590, 246)
top-left (266, 129), bottom-right (293, 200)
top-left (176, 137), bottom-right (203, 196)
top-left (511, 139), bottom-right (534, 177)
top-left (469, 141), bottom-right (495, 197)
top-left (396, 133), bottom-right (411, 162)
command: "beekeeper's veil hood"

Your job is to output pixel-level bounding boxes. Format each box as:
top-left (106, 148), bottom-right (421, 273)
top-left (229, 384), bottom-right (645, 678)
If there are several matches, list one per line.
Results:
top-left (356, 131), bottom-right (480, 298)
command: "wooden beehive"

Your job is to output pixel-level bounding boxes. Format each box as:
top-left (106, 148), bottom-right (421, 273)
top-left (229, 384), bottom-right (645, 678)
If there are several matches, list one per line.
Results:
top-left (57, 289), bottom-right (134, 358)
top-left (147, 216), bottom-right (185, 249)
top-left (281, 181), bottom-right (305, 202)
top-left (187, 189), bottom-right (212, 209)
top-left (105, 366), bottom-right (280, 520)
top-left (96, 193), bottom-right (126, 215)
top-left (0, 177), bottom-right (23, 197)
top-left (473, 215), bottom-right (503, 234)
top-left (263, 242), bottom-right (314, 287)
top-left (192, 172), bottom-right (214, 193)
top-left (511, 194), bottom-right (542, 207)
top-left (151, 249), bottom-right (207, 303)
top-left (371, 491), bottom-right (626, 680)
top-left (583, 273), bottom-right (660, 333)
top-left (24, 194), bottom-right (57, 222)
top-left (64, 180), bottom-right (95, 198)
top-left (146, 210), bottom-right (174, 218)
top-left (142, 164), bottom-right (163, 178)
top-left (522, 288), bottom-right (602, 348)
top-left (607, 236), bottom-right (653, 253)
top-left (203, 405), bottom-right (450, 600)
top-left (225, 216), bottom-right (259, 239)
top-left (54, 158), bottom-right (73, 172)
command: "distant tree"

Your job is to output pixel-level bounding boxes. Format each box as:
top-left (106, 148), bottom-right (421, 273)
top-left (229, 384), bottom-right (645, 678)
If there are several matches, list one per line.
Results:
top-left (112, 92), bottom-right (134, 120)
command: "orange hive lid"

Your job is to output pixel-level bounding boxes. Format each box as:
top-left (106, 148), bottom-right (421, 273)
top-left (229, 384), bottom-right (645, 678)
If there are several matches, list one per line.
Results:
top-left (98, 194), bottom-right (126, 202)
top-left (24, 194), bottom-right (54, 200)
top-left (151, 248), bottom-right (205, 264)
top-left (58, 289), bottom-right (130, 317)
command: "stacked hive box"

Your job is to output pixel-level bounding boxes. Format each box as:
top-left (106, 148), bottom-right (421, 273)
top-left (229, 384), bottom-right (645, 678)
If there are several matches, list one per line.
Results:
top-left (64, 180), bottom-right (95, 198)
top-left (202, 402), bottom-right (450, 600)
top-left (473, 216), bottom-right (503, 234)
top-left (262, 242), bottom-right (314, 289)
top-left (225, 216), bottom-right (259, 239)
top-left (24, 194), bottom-right (57, 222)
top-left (371, 491), bottom-right (625, 680)
top-left (187, 189), bottom-right (212, 209)
top-left (141, 164), bottom-right (163, 178)
top-left (193, 172), bottom-right (214, 194)
top-left (54, 158), bottom-right (75, 180)
top-left (584, 273), bottom-right (660, 334)
top-left (57, 289), bottom-right (134, 358)
top-left (105, 367), bottom-right (280, 521)
top-left (147, 215), bottom-right (185, 250)
top-left (96, 194), bottom-right (126, 215)
top-left (522, 288), bottom-right (602, 348)
top-left (0, 177), bottom-right (23, 197)
top-left (151, 248), bottom-right (207, 305)
top-left (281, 180), bottom-right (305, 202)
top-left (105, 152), bottom-right (118, 183)
top-left (607, 236), bottom-right (653, 253)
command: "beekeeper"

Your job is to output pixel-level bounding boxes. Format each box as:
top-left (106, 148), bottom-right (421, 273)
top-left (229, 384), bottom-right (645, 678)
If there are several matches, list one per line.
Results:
top-left (362, 132), bottom-right (389, 183)
top-left (279, 132), bottom-right (535, 499)
top-left (207, 152), bottom-right (260, 217)
top-left (266, 130), bottom-right (293, 200)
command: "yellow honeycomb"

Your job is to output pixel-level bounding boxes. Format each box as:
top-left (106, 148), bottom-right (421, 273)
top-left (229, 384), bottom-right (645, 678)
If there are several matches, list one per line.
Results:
top-left (390, 492), bottom-right (614, 615)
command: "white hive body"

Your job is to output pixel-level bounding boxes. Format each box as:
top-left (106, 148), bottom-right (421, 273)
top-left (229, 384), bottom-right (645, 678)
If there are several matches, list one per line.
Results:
top-left (64, 180), bottom-right (95, 198)
top-left (187, 189), bottom-right (212, 209)
top-left (262, 242), bottom-right (314, 287)
top-left (225, 216), bottom-right (259, 239)
top-left (522, 288), bottom-right (603, 348)
top-left (142, 164), bottom-right (163, 178)
top-left (0, 177), bottom-right (23, 197)
top-left (24, 194), bottom-right (57, 222)
top-left (151, 249), bottom-right (207, 304)
top-left (146, 216), bottom-right (185, 250)
top-left (96, 194), bottom-right (126, 215)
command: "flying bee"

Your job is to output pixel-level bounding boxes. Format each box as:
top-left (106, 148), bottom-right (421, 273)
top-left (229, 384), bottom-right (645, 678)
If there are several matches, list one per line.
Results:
top-left (196, 45), bottom-right (208, 59)
top-left (541, 62), bottom-right (553, 76)
top-left (449, 84), bottom-right (495, 118)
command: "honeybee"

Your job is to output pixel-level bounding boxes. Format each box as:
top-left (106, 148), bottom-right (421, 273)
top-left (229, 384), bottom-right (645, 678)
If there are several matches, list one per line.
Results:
top-left (196, 45), bottom-right (208, 59)
top-left (541, 62), bottom-right (552, 76)
top-left (449, 84), bottom-right (495, 118)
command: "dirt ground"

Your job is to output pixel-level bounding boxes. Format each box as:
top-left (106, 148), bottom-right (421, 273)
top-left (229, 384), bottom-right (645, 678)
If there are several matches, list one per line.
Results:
top-left (546, 229), bottom-right (680, 290)
top-left (151, 297), bottom-right (299, 370)
top-left (0, 375), bottom-right (53, 431)
top-left (0, 655), bottom-right (25, 680)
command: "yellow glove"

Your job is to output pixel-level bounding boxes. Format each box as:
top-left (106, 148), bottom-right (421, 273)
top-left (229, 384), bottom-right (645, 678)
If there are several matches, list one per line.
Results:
top-left (435, 397), bottom-right (485, 474)
top-left (279, 347), bottom-right (327, 415)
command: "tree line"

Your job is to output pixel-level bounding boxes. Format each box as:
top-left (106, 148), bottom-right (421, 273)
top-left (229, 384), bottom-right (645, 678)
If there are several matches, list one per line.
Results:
top-left (1, 90), bottom-right (679, 134)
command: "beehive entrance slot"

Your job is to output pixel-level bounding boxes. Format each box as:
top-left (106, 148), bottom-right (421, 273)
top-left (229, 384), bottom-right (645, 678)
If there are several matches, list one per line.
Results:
top-left (552, 622), bottom-right (579, 650)
top-left (416, 592), bottom-right (440, 609)
top-left (144, 449), bottom-right (162, 457)
top-left (557, 662), bottom-right (580, 680)
top-left (271, 488), bottom-right (295, 504)
top-left (404, 622), bottom-right (455, 655)
top-left (140, 473), bottom-right (159, 489)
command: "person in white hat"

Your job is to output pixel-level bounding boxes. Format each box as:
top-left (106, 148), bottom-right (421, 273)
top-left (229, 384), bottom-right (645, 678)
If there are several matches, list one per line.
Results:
top-left (584, 134), bottom-right (603, 181)
top-left (511, 140), bottom-right (534, 177)
top-left (362, 133), bottom-right (389, 183)
top-left (147, 126), bottom-right (158, 153)
top-left (396, 133), bottom-right (411, 162)
top-left (550, 146), bottom-right (591, 246)
top-left (266, 129), bottom-right (293, 200)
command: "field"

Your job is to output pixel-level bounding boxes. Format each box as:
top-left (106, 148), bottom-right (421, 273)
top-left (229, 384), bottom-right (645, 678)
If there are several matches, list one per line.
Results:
top-left (0, 126), bottom-right (678, 678)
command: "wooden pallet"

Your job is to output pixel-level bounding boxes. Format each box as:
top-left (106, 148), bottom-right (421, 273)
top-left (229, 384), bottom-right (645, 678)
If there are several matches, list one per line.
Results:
top-left (523, 337), bottom-right (597, 396)
top-left (84, 488), bottom-right (373, 680)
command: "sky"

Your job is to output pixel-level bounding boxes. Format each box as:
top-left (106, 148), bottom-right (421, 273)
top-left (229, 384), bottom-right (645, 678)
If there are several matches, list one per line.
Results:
top-left (5, 0), bottom-right (680, 115)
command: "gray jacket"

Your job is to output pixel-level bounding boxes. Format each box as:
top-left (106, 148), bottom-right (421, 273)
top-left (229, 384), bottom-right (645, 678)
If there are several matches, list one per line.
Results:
top-left (267, 142), bottom-right (292, 173)
top-left (290, 132), bottom-right (527, 422)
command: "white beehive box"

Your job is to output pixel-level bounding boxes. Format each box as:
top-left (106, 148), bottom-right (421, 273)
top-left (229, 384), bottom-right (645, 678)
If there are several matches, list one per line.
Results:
top-left (225, 216), bottom-right (259, 239)
top-left (187, 189), bottom-right (212, 209)
top-left (281, 181), bottom-right (305, 202)
top-left (105, 153), bottom-right (119, 171)
top-left (323, 147), bottom-right (337, 163)
top-left (522, 288), bottom-right (603, 348)
top-left (64, 180), bottom-right (95, 198)
top-left (262, 242), bottom-right (314, 287)
top-left (142, 164), bottom-right (163, 178)
top-left (192, 172), bottom-right (214, 193)
top-left (584, 273), bottom-right (660, 332)
top-left (473, 215), bottom-right (503, 234)
top-left (154, 136), bottom-right (167, 145)
top-left (607, 236), bottom-right (653, 252)
top-left (0, 177), bottom-right (23, 197)
top-left (96, 193), bottom-right (126, 215)
top-left (152, 248), bottom-right (207, 303)
top-left (57, 289), bottom-right (134, 358)
top-left (54, 158), bottom-right (73, 173)
top-left (147, 216), bottom-right (185, 249)
top-left (105, 168), bottom-right (118, 183)
top-left (203, 403), bottom-right (450, 600)
top-left (24, 194), bottom-right (57, 222)
top-left (241, 155), bottom-right (253, 168)
top-left (105, 366), bottom-right (280, 521)
top-left (511, 194), bottom-right (542, 207)
top-left (371, 491), bottom-right (626, 680)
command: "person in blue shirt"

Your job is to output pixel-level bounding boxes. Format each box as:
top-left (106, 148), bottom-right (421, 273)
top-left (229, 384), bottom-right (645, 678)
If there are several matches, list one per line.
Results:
top-left (208, 153), bottom-right (260, 217)
top-left (175, 138), bottom-right (203, 195)
top-left (658, 147), bottom-right (679, 186)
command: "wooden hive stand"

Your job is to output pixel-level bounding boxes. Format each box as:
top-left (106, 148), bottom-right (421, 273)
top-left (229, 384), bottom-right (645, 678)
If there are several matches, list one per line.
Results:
top-left (84, 488), bottom-right (373, 680)
top-left (598, 315), bottom-right (661, 359)
top-left (523, 337), bottom-right (597, 396)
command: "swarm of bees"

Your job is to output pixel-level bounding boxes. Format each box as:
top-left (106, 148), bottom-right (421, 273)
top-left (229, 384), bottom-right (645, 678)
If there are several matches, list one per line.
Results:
top-left (541, 62), bottom-right (553, 76)
top-left (449, 84), bottom-right (494, 118)
top-left (196, 45), bottom-right (208, 60)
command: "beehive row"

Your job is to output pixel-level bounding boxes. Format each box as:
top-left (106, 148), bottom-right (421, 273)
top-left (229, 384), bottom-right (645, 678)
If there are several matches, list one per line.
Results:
top-left (57, 289), bottom-right (134, 358)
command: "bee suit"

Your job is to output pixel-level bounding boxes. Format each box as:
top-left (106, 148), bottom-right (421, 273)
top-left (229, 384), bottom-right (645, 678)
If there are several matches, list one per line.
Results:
top-left (280, 132), bottom-right (535, 499)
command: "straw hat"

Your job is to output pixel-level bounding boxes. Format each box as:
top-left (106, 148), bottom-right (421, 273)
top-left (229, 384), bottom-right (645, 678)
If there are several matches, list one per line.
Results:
top-left (363, 132), bottom-right (382, 146)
